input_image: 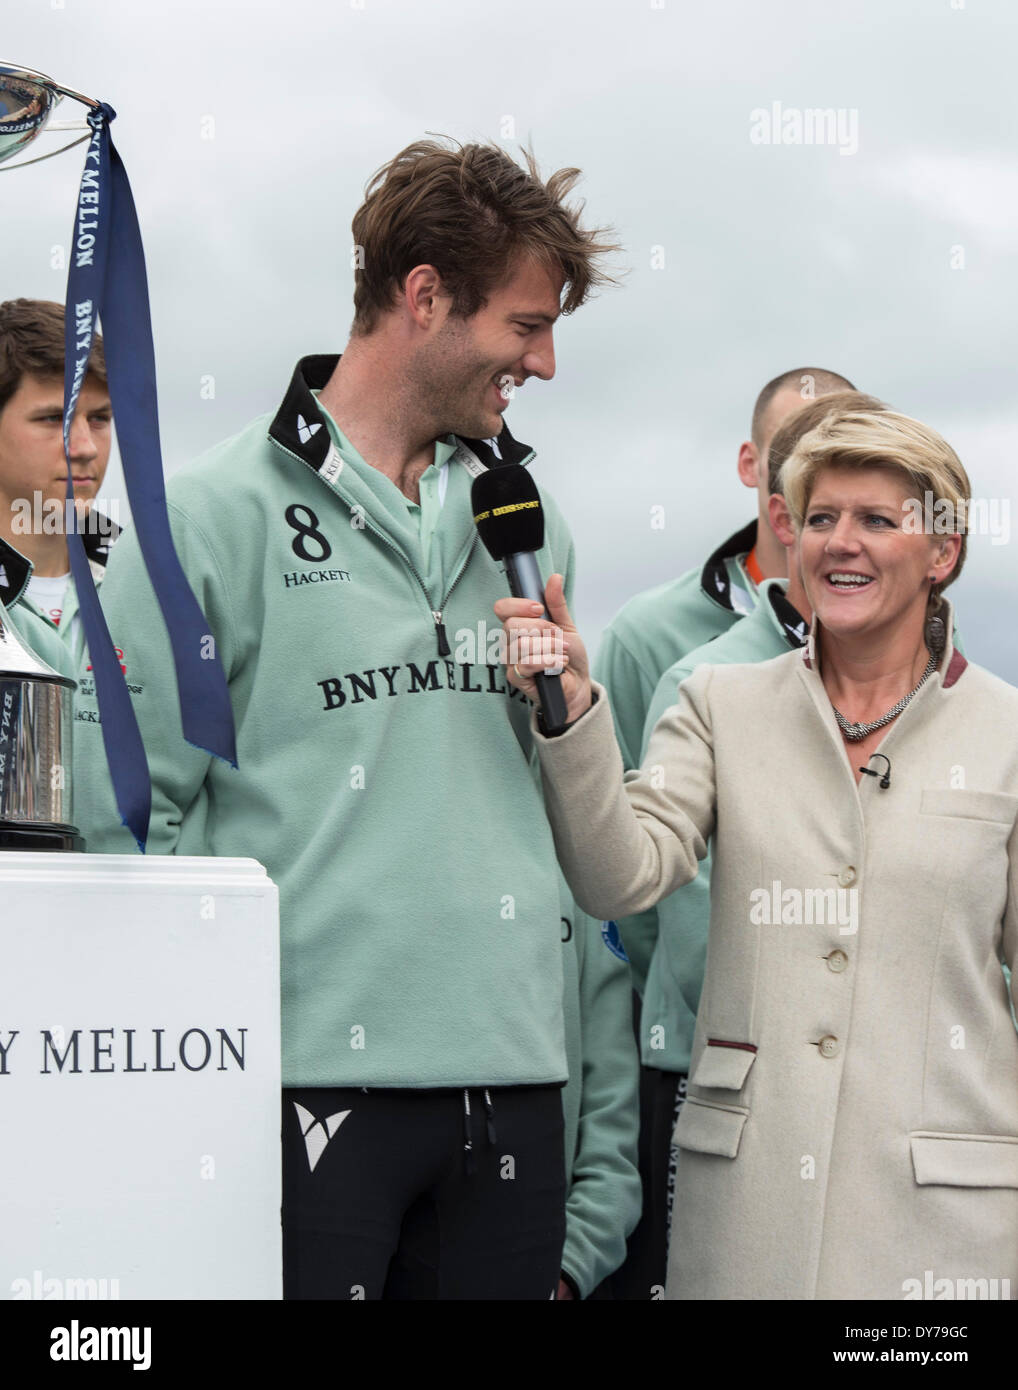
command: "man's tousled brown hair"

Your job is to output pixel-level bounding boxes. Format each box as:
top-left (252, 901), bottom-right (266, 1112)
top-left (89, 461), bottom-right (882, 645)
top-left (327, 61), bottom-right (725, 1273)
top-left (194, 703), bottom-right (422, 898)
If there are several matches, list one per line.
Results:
top-left (0, 298), bottom-right (106, 415)
top-left (350, 138), bottom-right (619, 334)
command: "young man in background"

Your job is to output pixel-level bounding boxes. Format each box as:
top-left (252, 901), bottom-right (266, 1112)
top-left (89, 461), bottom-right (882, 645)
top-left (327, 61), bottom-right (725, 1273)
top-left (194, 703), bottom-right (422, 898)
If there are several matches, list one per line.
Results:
top-left (0, 299), bottom-right (117, 661)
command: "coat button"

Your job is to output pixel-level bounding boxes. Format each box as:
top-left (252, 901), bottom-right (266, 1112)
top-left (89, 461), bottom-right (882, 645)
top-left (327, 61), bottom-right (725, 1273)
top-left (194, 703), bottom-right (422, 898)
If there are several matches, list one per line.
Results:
top-left (838, 866), bottom-right (857, 887)
top-left (818, 1035), bottom-right (840, 1058)
top-left (826, 950), bottom-right (848, 973)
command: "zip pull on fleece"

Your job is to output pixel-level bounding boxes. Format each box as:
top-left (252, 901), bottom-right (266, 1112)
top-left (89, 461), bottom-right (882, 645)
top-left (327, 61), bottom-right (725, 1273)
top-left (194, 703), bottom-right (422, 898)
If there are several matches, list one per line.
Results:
top-left (433, 611), bottom-right (451, 657)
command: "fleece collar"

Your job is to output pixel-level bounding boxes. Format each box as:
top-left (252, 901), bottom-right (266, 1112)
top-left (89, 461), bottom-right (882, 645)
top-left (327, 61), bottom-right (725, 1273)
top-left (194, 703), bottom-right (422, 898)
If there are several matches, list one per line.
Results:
top-left (267, 354), bottom-right (536, 481)
top-left (700, 519), bottom-right (759, 614)
top-left (0, 514), bottom-right (120, 609)
top-left (760, 577), bottom-right (809, 648)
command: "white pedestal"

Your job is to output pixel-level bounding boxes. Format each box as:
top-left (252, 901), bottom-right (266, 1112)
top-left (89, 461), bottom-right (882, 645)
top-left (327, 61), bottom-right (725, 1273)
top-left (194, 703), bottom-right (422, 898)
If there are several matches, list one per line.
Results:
top-left (0, 854), bottom-right (281, 1300)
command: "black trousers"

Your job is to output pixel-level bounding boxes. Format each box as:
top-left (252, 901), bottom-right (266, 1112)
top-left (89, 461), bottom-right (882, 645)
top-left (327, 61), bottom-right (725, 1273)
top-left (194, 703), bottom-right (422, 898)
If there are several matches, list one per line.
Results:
top-left (282, 1084), bottom-right (566, 1300)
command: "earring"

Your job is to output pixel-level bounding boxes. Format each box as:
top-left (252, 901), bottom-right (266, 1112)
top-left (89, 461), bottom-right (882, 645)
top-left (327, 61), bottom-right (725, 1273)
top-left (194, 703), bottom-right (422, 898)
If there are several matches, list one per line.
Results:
top-left (925, 612), bottom-right (946, 653)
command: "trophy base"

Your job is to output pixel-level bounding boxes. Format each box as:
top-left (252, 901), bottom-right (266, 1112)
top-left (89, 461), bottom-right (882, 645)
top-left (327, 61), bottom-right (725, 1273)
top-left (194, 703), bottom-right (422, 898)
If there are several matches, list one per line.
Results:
top-left (0, 823), bottom-right (85, 852)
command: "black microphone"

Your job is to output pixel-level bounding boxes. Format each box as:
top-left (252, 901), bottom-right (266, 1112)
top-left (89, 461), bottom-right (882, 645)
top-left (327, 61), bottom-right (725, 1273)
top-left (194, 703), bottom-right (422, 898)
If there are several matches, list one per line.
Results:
top-left (471, 463), bottom-right (570, 734)
top-left (859, 753), bottom-right (892, 789)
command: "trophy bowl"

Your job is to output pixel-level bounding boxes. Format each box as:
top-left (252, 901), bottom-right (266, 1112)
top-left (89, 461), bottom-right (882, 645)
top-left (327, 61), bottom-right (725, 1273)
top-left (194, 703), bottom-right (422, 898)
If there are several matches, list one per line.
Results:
top-left (0, 603), bottom-right (82, 851)
top-left (0, 63), bottom-right (96, 170)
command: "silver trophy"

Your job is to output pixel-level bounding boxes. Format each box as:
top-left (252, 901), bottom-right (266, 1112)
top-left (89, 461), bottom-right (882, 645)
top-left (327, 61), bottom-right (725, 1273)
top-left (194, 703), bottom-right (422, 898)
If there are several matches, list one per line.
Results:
top-left (0, 608), bottom-right (80, 851)
top-left (0, 63), bottom-right (98, 850)
top-left (0, 63), bottom-right (97, 170)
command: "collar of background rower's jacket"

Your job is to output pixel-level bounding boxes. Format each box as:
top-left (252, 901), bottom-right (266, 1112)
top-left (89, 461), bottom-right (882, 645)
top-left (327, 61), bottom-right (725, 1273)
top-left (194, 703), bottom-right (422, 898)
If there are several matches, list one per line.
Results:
top-left (700, 518), bottom-right (759, 613)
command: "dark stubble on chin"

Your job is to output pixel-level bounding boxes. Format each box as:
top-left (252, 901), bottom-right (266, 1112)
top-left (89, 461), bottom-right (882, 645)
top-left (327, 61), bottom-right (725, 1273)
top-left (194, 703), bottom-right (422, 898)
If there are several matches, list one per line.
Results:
top-left (423, 372), bottom-right (493, 440)
top-left (420, 320), bottom-right (505, 440)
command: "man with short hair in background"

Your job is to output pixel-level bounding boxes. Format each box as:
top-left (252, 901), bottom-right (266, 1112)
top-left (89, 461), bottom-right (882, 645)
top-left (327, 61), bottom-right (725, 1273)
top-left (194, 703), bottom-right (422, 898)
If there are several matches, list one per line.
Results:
top-left (635, 391), bottom-right (890, 1294)
top-left (598, 365), bottom-right (856, 1297)
top-left (0, 299), bottom-right (118, 662)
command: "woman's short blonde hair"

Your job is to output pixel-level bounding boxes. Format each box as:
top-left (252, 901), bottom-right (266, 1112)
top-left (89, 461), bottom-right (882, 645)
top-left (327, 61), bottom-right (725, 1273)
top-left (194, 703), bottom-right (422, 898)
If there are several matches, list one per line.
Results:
top-left (780, 408), bottom-right (972, 600)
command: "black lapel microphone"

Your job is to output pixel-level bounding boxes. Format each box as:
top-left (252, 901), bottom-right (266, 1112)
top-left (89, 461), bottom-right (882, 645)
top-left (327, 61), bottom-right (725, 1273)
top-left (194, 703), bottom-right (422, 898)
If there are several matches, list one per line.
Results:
top-left (471, 463), bottom-right (569, 734)
top-left (860, 754), bottom-right (892, 789)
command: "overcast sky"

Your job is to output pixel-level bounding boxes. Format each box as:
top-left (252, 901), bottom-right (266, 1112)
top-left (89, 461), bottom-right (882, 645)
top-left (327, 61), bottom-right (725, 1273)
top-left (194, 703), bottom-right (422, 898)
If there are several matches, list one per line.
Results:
top-left (5, 0), bottom-right (1017, 679)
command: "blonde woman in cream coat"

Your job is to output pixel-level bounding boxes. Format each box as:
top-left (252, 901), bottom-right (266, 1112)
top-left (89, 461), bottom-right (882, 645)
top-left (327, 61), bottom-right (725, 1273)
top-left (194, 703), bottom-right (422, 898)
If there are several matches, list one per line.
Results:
top-left (496, 408), bottom-right (1018, 1300)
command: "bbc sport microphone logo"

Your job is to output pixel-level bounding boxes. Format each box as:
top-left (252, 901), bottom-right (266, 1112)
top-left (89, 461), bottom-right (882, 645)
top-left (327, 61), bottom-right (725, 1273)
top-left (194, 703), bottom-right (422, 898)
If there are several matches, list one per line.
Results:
top-left (294, 1101), bottom-right (351, 1172)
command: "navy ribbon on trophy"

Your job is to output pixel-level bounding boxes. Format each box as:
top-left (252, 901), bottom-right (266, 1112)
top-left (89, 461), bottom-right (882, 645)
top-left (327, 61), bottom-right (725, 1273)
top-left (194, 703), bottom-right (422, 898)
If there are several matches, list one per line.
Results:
top-left (63, 103), bottom-right (237, 851)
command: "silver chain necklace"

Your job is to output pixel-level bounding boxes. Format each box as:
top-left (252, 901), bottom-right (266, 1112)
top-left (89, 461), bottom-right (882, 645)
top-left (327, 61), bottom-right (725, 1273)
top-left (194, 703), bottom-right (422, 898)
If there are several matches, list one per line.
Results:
top-left (832, 651), bottom-right (938, 742)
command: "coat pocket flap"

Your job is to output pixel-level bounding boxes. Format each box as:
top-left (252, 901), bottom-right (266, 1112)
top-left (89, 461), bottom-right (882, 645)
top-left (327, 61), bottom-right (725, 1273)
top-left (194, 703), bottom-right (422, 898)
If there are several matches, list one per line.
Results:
top-left (674, 1098), bottom-right (748, 1158)
top-left (910, 1132), bottom-right (1018, 1188)
top-left (690, 1040), bottom-right (758, 1091)
top-left (920, 789), bottom-right (1018, 825)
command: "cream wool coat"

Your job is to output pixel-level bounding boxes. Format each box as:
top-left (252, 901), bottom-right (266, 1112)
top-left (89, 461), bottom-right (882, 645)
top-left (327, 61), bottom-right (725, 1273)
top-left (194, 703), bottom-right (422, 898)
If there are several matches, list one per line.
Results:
top-left (534, 606), bottom-right (1018, 1300)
